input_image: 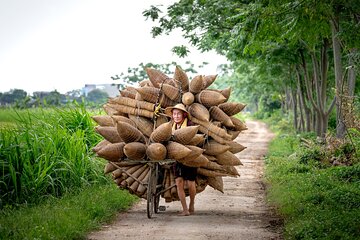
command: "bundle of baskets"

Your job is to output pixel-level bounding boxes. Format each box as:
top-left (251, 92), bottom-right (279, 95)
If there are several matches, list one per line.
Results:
top-left (92, 66), bottom-right (247, 202)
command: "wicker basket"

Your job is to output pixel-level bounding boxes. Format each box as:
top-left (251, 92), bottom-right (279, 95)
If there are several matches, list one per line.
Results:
top-left (128, 115), bottom-right (153, 138)
top-left (150, 121), bottom-right (173, 143)
top-left (220, 87), bottom-right (231, 101)
top-left (188, 133), bottom-right (206, 146)
top-left (92, 115), bottom-right (114, 126)
top-left (215, 151), bottom-right (243, 166)
top-left (180, 153), bottom-right (209, 168)
top-left (222, 165), bottom-right (240, 176)
top-left (109, 96), bottom-right (155, 112)
top-left (146, 143), bottom-right (167, 161)
top-left (124, 142), bottom-right (147, 160)
top-left (197, 168), bottom-right (229, 177)
top-left (166, 141), bottom-right (192, 160)
top-left (218, 102), bottom-right (246, 116)
top-left (111, 115), bottom-right (136, 128)
top-left (155, 115), bottom-right (169, 128)
top-left (209, 106), bottom-right (235, 128)
top-left (177, 145), bottom-right (204, 164)
top-left (92, 139), bottom-right (110, 153)
top-left (189, 75), bottom-right (204, 94)
top-left (230, 117), bottom-right (248, 131)
top-left (135, 87), bottom-right (160, 103)
top-left (191, 117), bottom-right (232, 140)
top-left (203, 75), bottom-right (217, 89)
top-left (204, 140), bottom-right (231, 155)
top-left (207, 176), bottom-right (224, 193)
top-left (182, 92), bottom-right (195, 106)
top-left (228, 141), bottom-right (246, 154)
top-left (96, 142), bottom-right (126, 161)
top-left (95, 126), bottom-right (122, 143)
top-left (188, 103), bottom-right (210, 122)
top-left (107, 104), bottom-right (154, 119)
top-left (146, 67), bottom-right (171, 88)
top-left (120, 89), bottom-right (136, 99)
top-left (139, 79), bottom-right (153, 87)
top-left (162, 83), bottom-right (181, 101)
top-left (173, 65), bottom-right (189, 91)
top-left (195, 90), bottom-right (227, 108)
top-left (227, 129), bottom-right (241, 140)
top-left (173, 125), bottom-right (199, 145)
top-left (116, 121), bottom-right (145, 143)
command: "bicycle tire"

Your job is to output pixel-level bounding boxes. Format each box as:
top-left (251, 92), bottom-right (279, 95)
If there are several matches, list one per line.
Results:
top-left (154, 164), bottom-right (161, 214)
top-left (147, 164), bottom-right (156, 219)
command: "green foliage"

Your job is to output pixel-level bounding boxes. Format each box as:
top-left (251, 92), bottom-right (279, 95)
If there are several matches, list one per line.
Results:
top-left (0, 106), bottom-right (105, 207)
top-left (0, 184), bottom-right (138, 240)
top-left (86, 89), bottom-right (109, 105)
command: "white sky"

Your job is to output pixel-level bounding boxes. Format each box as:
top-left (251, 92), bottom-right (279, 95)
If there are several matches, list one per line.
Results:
top-left (0, 0), bottom-right (228, 95)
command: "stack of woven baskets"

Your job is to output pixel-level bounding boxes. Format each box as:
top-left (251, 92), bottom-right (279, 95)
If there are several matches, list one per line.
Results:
top-left (92, 66), bottom-right (247, 202)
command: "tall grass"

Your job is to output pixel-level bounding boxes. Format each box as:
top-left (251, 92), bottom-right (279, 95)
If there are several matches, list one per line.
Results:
top-left (0, 106), bottom-right (107, 207)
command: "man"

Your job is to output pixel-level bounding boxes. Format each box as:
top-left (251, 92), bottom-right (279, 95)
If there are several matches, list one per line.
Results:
top-left (165, 103), bottom-right (197, 216)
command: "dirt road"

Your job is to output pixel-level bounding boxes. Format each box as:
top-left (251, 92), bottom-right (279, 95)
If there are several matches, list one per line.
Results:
top-left (87, 120), bottom-right (283, 240)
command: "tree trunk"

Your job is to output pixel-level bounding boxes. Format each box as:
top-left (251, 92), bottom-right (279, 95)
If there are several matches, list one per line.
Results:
top-left (348, 48), bottom-right (357, 98)
top-left (331, 17), bottom-right (346, 138)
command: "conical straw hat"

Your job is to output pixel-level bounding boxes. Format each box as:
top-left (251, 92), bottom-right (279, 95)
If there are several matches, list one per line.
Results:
top-left (195, 90), bottom-right (226, 108)
top-left (230, 117), bottom-right (248, 131)
top-left (96, 142), bottom-right (126, 161)
top-left (164, 103), bottom-right (189, 118)
top-left (146, 68), bottom-right (170, 88)
top-left (116, 121), bottom-right (145, 143)
top-left (228, 141), bottom-right (246, 154)
top-left (95, 126), bottom-right (122, 143)
top-left (146, 143), bottom-right (167, 161)
top-left (173, 65), bottom-right (189, 91)
top-left (150, 121), bottom-right (173, 143)
top-left (218, 102), bottom-right (246, 116)
top-left (188, 134), bottom-right (205, 146)
top-left (189, 75), bottom-right (204, 94)
top-left (166, 141), bottom-right (192, 160)
top-left (172, 125), bottom-right (199, 145)
top-left (203, 75), bottom-right (217, 89)
top-left (162, 83), bottom-right (181, 101)
top-left (187, 103), bottom-right (209, 121)
top-left (92, 115), bottom-right (114, 126)
top-left (209, 106), bottom-right (235, 128)
top-left (128, 115), bottom-right (153, 138)
top-left (111, 115), bottom-right (136, 127)
top-left (204, 140), bottom-right (231, 156)
top-left (182, 92), bottom-right (195, 106)
top-left (215, 151), bottom-right (243, 166)
top-left (124, 142), bottom-right (147, 160)
top-left (207, 176), bottom-right (224, 193)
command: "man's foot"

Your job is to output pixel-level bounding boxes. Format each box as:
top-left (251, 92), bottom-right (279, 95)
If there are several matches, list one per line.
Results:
top-left (189, 204), bottom-right (195, 214)
top-left (178, 210), bottom-right (190, 216)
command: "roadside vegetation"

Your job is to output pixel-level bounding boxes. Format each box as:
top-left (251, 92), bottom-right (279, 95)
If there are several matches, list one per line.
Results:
top-left (262, 111), bottom-right (360, 240)
top-left (0, 106), bottom-right (138, 239)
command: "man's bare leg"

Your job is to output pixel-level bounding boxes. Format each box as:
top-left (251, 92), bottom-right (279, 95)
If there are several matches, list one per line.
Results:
top-left (175, 177), bottom-right (189, 216)
top-left (188, 180), bottom-right (196, 214)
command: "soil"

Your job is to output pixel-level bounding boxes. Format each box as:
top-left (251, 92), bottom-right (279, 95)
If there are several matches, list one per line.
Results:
top-left (87, 120), bottom-right (283, 240)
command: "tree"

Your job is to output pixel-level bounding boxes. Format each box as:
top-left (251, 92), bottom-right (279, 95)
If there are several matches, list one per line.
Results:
top-left (0, 89), bottom-right (27, 105)
top-left (86, 89), bottom-right (109, 105)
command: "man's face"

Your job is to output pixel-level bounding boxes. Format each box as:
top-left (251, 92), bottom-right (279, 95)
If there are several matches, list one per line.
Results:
top-left (172, 109), bottom-right (184, 124)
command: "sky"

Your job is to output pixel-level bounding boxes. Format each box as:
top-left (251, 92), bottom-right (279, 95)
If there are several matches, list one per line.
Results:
top-left (0, 0), bottom-right (228, 95)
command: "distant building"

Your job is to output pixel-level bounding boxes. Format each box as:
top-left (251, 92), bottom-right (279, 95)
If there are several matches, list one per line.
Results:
top-left (82, 84), bottom-right (119, 98)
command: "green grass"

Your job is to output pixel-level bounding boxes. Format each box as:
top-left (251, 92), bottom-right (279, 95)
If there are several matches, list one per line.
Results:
top-left (0, 184), bottom-right (138, 240)
top-left (265, 134), bottom-right (360, 239)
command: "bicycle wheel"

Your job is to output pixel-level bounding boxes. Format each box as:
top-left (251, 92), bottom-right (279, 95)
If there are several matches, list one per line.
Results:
top-left (154, 164), bottom-right (161, 214)
top-left (147, 164), bottom-right (156, 219)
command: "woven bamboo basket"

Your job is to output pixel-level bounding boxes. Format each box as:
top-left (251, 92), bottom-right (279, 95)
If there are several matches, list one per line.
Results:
top-left (128, 115), bottom-right (153, 138)
top-left (92, 139), bottom-right (110, 153)
top-left (146, 67), bottom-right (171, 88)
top-left (188, 103), bottom-right (210, 121)
top-left (125, 164), bottom-right (148, 187)
top-left (135, 92), bottom-right (143, 101)
top-left (104, 162), bottom-right (117, 174)
top-left (120, 89), bottom-right (136, 99)
top-left (96, 142), bottom-right (126, 161)
top-left (197, 168), bottom-right (229, 177)
top-left (166, 141), bottom-right (192, 160)
top-left (135, 87), bottom-right (160, 103)
top-left (103, 103), bottom-right (126, 116)
top-left (191, 117), bottom-right (232, 140)
top-left (173, 125), bottom-right (200, 145)
top-left (203, 161), bottom-right (225, 172)
top-left (209, 106), bottom-right (235, 128)
top-left (230, 117), bottom-right (248, 131)
top-left (180, 153), bottom-right (209, 168)
top-left (203, 154), bottom-right (217, 161)
top-left (228, 141), bottom-right (246, 154)
top-left (162, 83), bottom-right (181, 101)
top-left (146, 143), bottom-right (167, 161)
top-left (227, 129), bottom-right (241, 140)
top-left (124, 142), bottom-right (147, 160)
top-left (109, 96), bottom-right (155, 112)
top-left (129, 166), bottom-right (150, 194)
top-left (107, 104), bottom-right (154, 119)
top-left (137, 169), bottom-right (150, 197)
top-left (207, 176), bottom-right (224, 193)
top-left (195, 176), bottom-right (209, 194)
top-left (220, 87), bottom-right (231, 101)
top-left (203, 75), bottom-right (217, 89)
top-left (116, 121), bottom-right (145, 143)
top-left (215, 151), bottom-right (243, 166)
top-left (139, 79), bottom-right (153, 87)
top-left (155, 115), bottom-right (169, 128)
top-left (176, 145), bottom-right (204, 166)
top-left (222, 165), bottom-right (240, 176)
top-left (150, 121), bottom-right (172, 143)
top-left (218, 102), bottom-right (246, 116)
top-left (173, 65), bottom-right (189, 91)
top-left (182, 92), bottom-right (194, 106)
top-left (212, 121), bottom-right (222, 127)
top-left (197, 125), bottom-right (228, 144)
top-left (204, 140), bottom-right (231, 155)
top-left (95, 126), bottom-right (122, 143)
top-left (189, 75), bottom-right (204, 94)
top-left (188, 133), bottom-right (205, 146)
top-left (195, 90), bottom-right (227, 108)
top-left (111, 115), bottom-right (136, 127)
top-left (92, 115), bottom-right (114, 127)
top-left (159, 94), bottom-right (178, 108)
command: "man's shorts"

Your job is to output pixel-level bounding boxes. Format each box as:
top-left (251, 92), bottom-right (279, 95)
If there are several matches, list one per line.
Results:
top-left (173, 162), bottom-right (197, 181)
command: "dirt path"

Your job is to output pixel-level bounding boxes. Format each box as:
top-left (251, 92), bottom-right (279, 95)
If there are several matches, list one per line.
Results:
top-left (87, 120), bottom-right (283, 240)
